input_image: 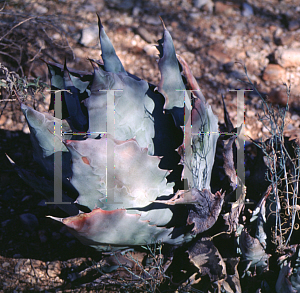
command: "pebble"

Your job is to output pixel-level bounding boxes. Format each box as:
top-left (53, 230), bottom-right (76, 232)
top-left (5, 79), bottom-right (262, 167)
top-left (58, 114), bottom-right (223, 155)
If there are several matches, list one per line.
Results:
top-left (22, 124), bottom-right (30, 134)
top-left (193, 0), bottom-right (214, 11)
top-left (142, 15), bottom-right (161, 26)
top-left (0, 115), bottom-right (7, 125)
top-left (106, 0), bottom-right (135, 10)
top-left (47, 261), bottom-right (61, 278)
top-left (288, 20), bottom-right (300, 31)
top-left (246, 110), bottom-right (255, 117)
top-left (135, 27), bottom-right (155, 43)
top-left (225, 36), bottom-right (239, 49)
top-left (262, 64), bottom-right (286, 82)
top-left (242, 3), bottom-right (254, 17)
top-left (274, 48), bottom-right (300, 68)
top-left (214, 2), bottom-right (235, 15)
top-left (208, 49), bottom-right (231, 63)
top-left (277, 33), bottom-right (295, 46)
top-left (132, 6), bottom-right (141, 16)
top-left (5, 118), bottom-right (13, 127)
top-left (144, 44), bottom-right (158, 57)
top-left (2, 262), bottom-right (10, 268)
top-left (33, 3), bottom-right (48, 14)
top-left (81, 4), bottom-right (96, 12)
top-left (19, 213), bottom-right (39, 232)
top-left (79, 25), bottom-right (99, 47)
top-left (193, 0), bottom-right (209, 8)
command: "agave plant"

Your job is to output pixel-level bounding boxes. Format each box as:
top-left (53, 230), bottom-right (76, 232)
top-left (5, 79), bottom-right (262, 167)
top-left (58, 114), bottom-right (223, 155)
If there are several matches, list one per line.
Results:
top-left (19, 17), bottom-right (222, 251)
top-left (9, 16), bottom-right (223, 254)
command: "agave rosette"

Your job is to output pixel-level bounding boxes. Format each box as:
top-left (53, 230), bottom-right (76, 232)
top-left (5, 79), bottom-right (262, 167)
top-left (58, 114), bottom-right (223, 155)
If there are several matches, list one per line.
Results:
top-left (18, 17), bottom-right (222, 251)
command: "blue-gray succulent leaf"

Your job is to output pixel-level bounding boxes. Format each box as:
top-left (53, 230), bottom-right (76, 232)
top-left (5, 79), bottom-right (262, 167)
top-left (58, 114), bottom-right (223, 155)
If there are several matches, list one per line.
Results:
top-left (98, 15), bottom-right (126, 74)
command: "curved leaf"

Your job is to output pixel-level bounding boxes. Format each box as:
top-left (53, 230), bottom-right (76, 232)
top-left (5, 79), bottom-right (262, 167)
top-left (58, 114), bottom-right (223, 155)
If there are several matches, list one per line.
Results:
top-left (98, 15), bottom-right (126, 74)
top-left (156, 19), bottom-right (186, 111)
top-left (49, 208), bottom-right (190, 250)
top-left (84, 65), bottom-right (155, 153)
top-left (156, 188), bottom-right (225, 234)
top-left (65, 136), bottom-right (174, 211)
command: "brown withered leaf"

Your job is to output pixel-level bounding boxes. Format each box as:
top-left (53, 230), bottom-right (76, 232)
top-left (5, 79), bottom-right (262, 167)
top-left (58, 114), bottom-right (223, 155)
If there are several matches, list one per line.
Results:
top-left (155, 188), bottom-right (225, 234)
top-left (187, 238), bottom-right (226, 288)
top-left (223, 189), bottom-right (245, 234)
top-left (222, 258), bottom-right (242, 293)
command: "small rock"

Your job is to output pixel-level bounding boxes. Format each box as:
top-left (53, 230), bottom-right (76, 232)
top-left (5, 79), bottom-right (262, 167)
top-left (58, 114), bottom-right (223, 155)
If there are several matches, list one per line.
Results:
top-left (135, 27), bottom-right (155, 43)
top-left (82, 4), bottom-right (96, 12)
top-left (214, 2), bottom-right (235, 15)
top-left (274, 48), bottom-right (300, 68)
top-left (225, 36), bottom-right (239, 49)
top-left (0, 115), bottom-right (7, 125)
top-left (132, 6), bottom-right (141, 16)
top-left (2, 262), bottom-right (10, 268)
top-left (33, 3), bottom-right (48, 14)
top-left (211, 23), bottom-right (221, 34)
top-left (262, 64), bottom-right (285, 82)
top-left (79, 25), bottom-right (99, 47)
top-left (288, 20), bottom-right (300, 31)
top-left (5, 118), bottom-right (13, 127)
top-left (193, 0), bottom-right (214, 11)
top-left (144, 44), bottom-right (158, 57)
top-left (242, 3), bottom-right (254, 17)
top-left (277, 33), bottom-right (295, 47)
top-left (47, 261), bottom-right (61, 278)
top-left (208, 49), bottom-right (231, 63)
top-left (22, 124), bottom-right (30, 134)
top-left (20, 213), bottom-right (39, 232)
top-left (190, 12), bottom-right (202, 20)
top-left (291, 114), bottom-right (300, 120)
top-left (193, 0), bottom-right (209, 8)
top-left (246, 110), bottom-right (255, 117)
top-left (106, 0), bottom-right (134, 10)
top-left (142, 15), bottom-right (161, 26)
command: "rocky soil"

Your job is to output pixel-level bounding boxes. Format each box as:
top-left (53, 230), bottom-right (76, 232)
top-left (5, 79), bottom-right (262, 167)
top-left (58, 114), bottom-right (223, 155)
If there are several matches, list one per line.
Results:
top-left (1, 0), bottom-right (300, 291)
